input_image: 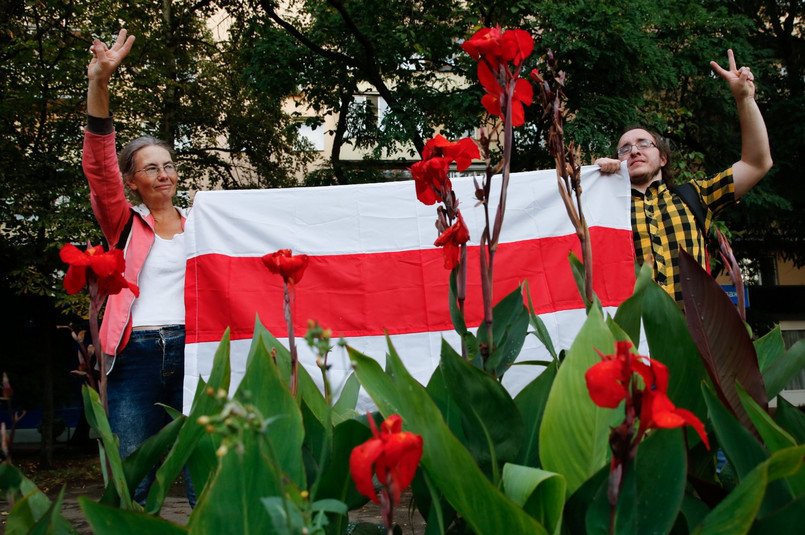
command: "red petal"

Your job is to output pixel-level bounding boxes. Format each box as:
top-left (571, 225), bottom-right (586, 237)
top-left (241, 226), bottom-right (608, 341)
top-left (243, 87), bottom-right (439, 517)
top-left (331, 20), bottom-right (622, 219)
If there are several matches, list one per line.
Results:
top-left (379, 431), bottom-right (424, 505)
top-left (59, 243), bottom-right (92, 266)
top-left (585, 360), bottom-right (628, 408)
top-left (501, 29), bottom-right (534, 65)
top-left (477, 61), bottom-right (503, 96)
top-left (482, 94), bottom-right (502, 119)
top-left (349, 438), bottom-right (384, 504)
top-left (63, 265), bottom-right (87, 294)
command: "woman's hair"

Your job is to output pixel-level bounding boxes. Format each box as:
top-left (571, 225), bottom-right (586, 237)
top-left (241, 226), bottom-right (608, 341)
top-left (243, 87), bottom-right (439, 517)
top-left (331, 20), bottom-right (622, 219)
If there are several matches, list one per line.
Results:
top-left (118, 136), bottom-right (175, 202)
top-left (620, 125), bottom-right (675, 186)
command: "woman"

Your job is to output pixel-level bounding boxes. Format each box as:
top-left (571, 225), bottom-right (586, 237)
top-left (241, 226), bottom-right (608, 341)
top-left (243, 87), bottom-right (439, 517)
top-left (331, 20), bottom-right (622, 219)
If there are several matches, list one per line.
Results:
top-left (84, 29), bottom-right (192, 505)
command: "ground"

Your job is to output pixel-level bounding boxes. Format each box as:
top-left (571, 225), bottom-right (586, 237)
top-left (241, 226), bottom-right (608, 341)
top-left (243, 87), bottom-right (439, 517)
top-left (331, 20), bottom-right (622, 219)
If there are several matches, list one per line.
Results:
top-left (0, 445), bottom-right (425, 533)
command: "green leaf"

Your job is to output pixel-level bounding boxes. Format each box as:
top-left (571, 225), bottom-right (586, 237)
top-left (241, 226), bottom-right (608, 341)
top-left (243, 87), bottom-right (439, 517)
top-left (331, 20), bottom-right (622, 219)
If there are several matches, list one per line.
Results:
top-left (237, 330), bottom-right (306, 488)
top-left (350, 340), bottom-right (549, 534)
top-left (426, 366), bottom-right (466, 444)
top-left (525, 280), bottom-right (557, 359)
top-left (0, 463), bottom-right (52, 533)
top-left (641, 276), bottom-right (709, 423)
top-left (502, 464), bottom-right (566, 534)
top-left (439, 340), bottom-right (524, 480)
top-left (679, 249), bottom-right (767, 434)
top-left (615, 428), bottom-right (687, 535)
top-left (82, 385), bottom-right (132, 510)
top-left (748, 493), bottom-right (805, 534)
top-left (332, 372), bottom-right (360, 425)
top-left (147, 330), bottom-right (232, 514)
top-left (514, 361), bottom-right (558, 468)
top-left (755, 326), bottom-right (786, 374)
top-left (487, 285), bottom-right (530, 376)
top-left (736, 384), bottom-right (805, 496)
top-left (763, 340), bottom-right (805, 400)
top-left (693, 445), bottom-right (805, 535)
top-left (100, 414), bottom-right (184, 506)
top-left (80, 497), bottom-right (187, 535)
top-left (449, 268), bottom-right (468, 336)
top-left (314, 419), bottom-right (371, 509)
top-left (188, 432), bottom-right (282, 534)
top-left (774, 396), bottom-right (805, 444)
top-left (613, 263), bottom-right (654, 345)
top-left (702, 383), bottom-right (792, 516)
top-left (539, 306), bottom-right (620, 495)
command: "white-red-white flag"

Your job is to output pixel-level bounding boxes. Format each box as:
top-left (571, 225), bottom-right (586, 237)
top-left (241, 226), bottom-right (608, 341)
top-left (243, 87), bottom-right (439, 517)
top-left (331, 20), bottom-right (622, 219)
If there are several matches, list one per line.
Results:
top-left (183, 166), bottom-right (634, 412)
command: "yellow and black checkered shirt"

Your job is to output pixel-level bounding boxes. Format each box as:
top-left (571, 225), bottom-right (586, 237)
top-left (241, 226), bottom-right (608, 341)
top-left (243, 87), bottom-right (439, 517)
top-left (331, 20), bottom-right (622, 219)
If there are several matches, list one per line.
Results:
top-left (632, 169), bottom-right (735, 302)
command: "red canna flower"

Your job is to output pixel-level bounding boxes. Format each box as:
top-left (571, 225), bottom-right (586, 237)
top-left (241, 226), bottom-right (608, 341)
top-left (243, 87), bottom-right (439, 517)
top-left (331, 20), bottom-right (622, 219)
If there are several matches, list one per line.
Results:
top-left (411, 135), bottom-right (479, 206)
top-left (585, 341), bottom-right (709, 448)
top-left (434, 212), bottom-right (470, 270)
top-left (349, 414), bottom-right (423, 506)
top-left (585, 340), bottom-right (653, 408)
top-left (262, 249), bottom-right (309, 285)
top-left (411, 156), bottom-right (451, 205)
top-left (59, 243), bottom-right (139, 297)
top-left (477, 62), bottom-right (533, 127)
top-left (500, 29), bottom-right (534, 66)
top-left (461, 27), bottom-right (504, 66)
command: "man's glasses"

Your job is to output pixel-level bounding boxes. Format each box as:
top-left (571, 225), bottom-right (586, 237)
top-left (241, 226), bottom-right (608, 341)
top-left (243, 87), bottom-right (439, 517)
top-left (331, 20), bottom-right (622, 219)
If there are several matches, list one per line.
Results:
top-left (134, 163), bottom-right (179, 178)
top-left (617, 140), bottom-right (656, 158)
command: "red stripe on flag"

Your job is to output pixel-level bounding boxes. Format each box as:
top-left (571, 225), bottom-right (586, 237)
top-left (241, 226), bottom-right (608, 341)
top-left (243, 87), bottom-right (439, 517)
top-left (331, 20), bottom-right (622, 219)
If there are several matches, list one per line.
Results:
top-left (185, 227), bottom-right (634, 344)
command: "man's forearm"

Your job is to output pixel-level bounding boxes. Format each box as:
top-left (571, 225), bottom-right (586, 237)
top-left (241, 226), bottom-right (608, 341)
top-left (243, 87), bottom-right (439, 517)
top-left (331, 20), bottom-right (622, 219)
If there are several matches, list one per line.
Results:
top-left (733, 95), bottom-right (772, 198)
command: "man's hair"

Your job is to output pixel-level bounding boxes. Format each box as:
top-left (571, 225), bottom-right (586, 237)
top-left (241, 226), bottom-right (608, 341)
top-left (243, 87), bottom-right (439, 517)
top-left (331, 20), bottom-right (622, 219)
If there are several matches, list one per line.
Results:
top-left (620, 125), bottom-right (675, 186)
top-left (118, 136), bottom-right (175, 203)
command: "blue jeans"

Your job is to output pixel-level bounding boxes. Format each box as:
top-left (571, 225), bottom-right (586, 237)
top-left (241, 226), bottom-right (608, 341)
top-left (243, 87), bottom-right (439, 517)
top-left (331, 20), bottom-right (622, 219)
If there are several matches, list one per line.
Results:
top-left (107, 325), bottom-right (194, 506)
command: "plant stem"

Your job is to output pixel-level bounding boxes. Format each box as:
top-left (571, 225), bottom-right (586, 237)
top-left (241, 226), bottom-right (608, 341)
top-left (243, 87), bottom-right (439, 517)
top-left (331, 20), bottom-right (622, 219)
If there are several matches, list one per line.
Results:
top-left (285, 282), bottom-right (299, 397)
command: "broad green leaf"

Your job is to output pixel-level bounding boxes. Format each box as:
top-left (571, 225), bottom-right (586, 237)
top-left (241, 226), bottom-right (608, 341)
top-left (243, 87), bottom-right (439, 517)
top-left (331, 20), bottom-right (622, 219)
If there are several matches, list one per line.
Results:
top-left (737, 384), bottom-right (805, 495)
top-left (449, 268), bottom-right (468, 336)
top-left (251, 317), bottom-right (330, 423)
top-left (693, 445), bottom-right (805, 535)
top-left (426, 366), bottom-right (467, 444)
top-left (525, 280), bottom-right (557, 359)
top-left (755, 326), bottom-right (786, 373)
top-left (612, 263), bottom-right (654, 346)
top-left (763, 340), bottom-right (805, 400)
top-left (502, 464), bottom-right (566, 534)
top-left (702, 383), bottom-right (792, 516)
top-left (564, 465), bottom-right (608, 535)
top-left (27, 487), bottom-right (76, 535)
top-left (82, 386), bottom-right (132, 510)
top-left (615, 428), bottom-right (686, 535)
top-left (514, 361), bottom-right (557, 468)
top-left (774, 396), bottom-right (805, 444)
top-left (748, 492), bottom-right (805, 534)
top-left (641, 278), bottom-right (708, 423)
top-left (100, 414), bottom-right (184, 506)
top-left (332, 372), bottom-right (360, 424)
top-left (679, 249), bottom-right (767, 434)
top-left (0, 463), bottom-right (52, 534)
top-left (487, 285), bottom-right (530, 376)
top-left (314, 419), bottom-right (371, 509)
top-left (236, 330), bottom-right (306, 488)
top-left (540, 306), bottom-right (620, 495)
top-left (79, 497), bottom-right (186, 535)
top-left (147, 330), bottom-right (231, 514)
top-left (260, 496), bottom-right (304, 534)
top-left (439, 340), bottom-right (524, 479)
top-left (187, 432), bottom-right (282, 535)
top-left (350, 340), bottom-right (549, 534)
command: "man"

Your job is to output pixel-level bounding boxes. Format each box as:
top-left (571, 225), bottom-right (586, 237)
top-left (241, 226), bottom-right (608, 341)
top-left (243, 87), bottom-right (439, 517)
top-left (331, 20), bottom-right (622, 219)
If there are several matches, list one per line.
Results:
top-left (595, 50), bottom-right (773, 302)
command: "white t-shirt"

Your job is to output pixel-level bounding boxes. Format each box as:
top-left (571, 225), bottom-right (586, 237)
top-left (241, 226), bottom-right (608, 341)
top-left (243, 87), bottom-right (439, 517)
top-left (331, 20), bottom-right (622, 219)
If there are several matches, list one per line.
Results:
top-left (130, 233), bottom-right (186, 327)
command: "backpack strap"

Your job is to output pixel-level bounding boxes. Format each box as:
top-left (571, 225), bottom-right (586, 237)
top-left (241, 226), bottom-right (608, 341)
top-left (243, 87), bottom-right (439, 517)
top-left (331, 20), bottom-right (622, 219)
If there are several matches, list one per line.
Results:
top-left (113, 211), bottom-right (135, 250)
top-left (670, 182), bottom-right (707, 237)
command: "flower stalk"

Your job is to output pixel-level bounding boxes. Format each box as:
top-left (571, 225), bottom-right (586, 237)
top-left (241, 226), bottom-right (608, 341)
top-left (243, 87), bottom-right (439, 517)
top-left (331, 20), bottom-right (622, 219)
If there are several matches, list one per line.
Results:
top-left (262, 249), bottom-right (310, 397)
top-left (532, 53), bottom-right (594, 304)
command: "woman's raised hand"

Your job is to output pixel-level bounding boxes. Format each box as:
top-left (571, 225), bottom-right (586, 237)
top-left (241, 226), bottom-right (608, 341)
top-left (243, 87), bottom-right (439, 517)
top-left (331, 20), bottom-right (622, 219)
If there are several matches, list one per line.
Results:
top-left (88, 29), bottom-right (135, 83)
